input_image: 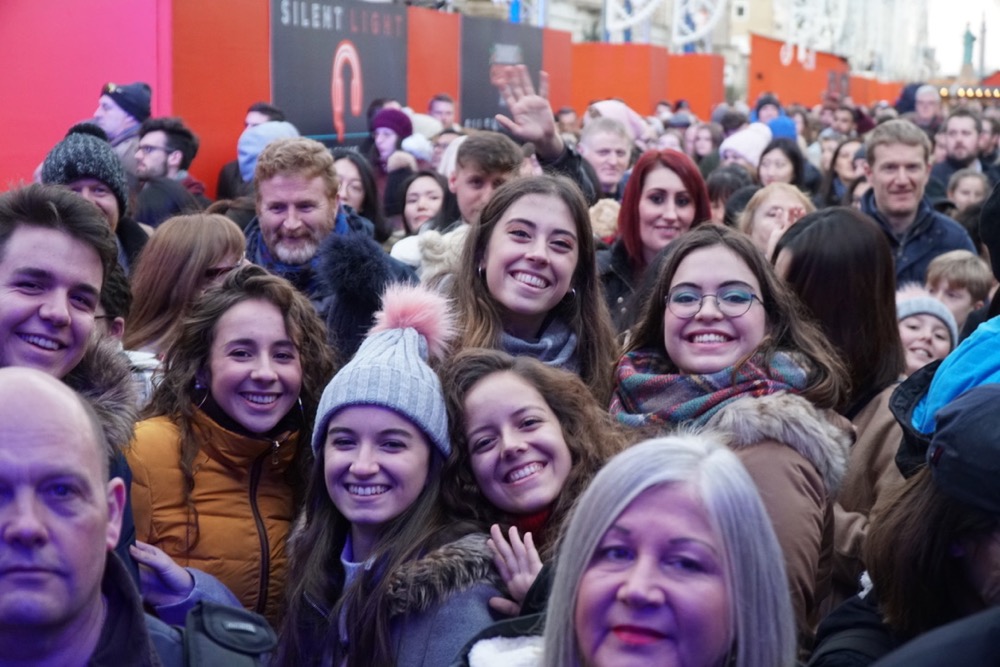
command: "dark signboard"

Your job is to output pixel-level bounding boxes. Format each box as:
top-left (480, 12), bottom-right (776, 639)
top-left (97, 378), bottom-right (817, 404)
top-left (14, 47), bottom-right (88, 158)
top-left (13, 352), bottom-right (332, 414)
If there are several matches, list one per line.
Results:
top-left (459, 16), bottom-right (543, 131)
top-left (271, 0), bottom-right (408, 145)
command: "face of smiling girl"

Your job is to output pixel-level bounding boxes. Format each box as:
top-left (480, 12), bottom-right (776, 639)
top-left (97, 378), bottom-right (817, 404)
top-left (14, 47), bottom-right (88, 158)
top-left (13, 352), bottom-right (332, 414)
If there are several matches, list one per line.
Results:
top-left (638, 165), bottom-right (697, 265)
top-left (661, 245), bottom-right (767, 375)
top-left (482, 193), bottom-right (579, 339)
top-left (324, 405), bottom-right (432, 560)
top-left (207, 299), bottom-right (302, 434)
top-left (461, 371), bottom-right (572, 516)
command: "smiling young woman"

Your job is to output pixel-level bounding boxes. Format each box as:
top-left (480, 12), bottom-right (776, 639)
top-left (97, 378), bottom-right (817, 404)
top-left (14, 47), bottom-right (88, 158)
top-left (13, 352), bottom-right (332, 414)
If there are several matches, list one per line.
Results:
top-left (454, 175), bottom-right (618, 404)
top-left (277, 284), bottom-right (503, 667)
top-left (126, 265), bottom-right (336, 627)
top-left (441, 349), bottom-right (627, 563)
top-left (598, 149), bottom-right (711, 331)
top-left (610, 224), bottom-right (850, 646)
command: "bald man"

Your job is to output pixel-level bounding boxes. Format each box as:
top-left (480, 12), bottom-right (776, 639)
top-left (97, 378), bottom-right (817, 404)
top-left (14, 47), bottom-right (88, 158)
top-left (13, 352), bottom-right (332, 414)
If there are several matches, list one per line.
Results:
top-left (0, 368), bottom-right (155, 665)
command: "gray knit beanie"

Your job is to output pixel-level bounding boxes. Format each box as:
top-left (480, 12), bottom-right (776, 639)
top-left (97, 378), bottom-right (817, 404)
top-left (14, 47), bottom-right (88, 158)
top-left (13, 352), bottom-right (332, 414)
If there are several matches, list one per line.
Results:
top-left (896, 285), bottom-right (959, 347)
top-left (311, 283), bottom-right (455, 457)
top-left (41, 124), bottom-right (129, 217)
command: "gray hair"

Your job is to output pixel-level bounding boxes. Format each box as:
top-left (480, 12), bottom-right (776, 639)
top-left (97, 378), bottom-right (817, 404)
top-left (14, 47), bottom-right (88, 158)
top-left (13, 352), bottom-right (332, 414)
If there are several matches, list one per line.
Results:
top-left (542, 433), bottom-right (797, 667)
top-left (579, 116), bottom-right (631, 148)
top-left (916, 84), bottom-right (941, 102)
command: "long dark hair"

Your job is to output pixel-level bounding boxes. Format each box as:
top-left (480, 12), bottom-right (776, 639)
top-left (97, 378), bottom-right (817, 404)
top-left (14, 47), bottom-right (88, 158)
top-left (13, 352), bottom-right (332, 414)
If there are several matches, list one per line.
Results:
top-left (144, 265), bottom-right (337, 549)
top-left (773, 208), bottom-right (904, 414)
top-left (331, 149), bottom-right (390, 242)
top-left (816, 138), bottom-right (863, 208)
top-left (399, 169), bottom-right (459, 235)
top-left (454, 175), bottom-right (619, 404)
top-left (440, 349), bottom-right (628, 560)
top-left (759, 138), bottom-right (806, 190)
top-left (626, 225), bottom-right (847, 409)
top-left (866, 468), bottom-right (1000, 639)
top-left (276, 436), bottom-right (471, 666)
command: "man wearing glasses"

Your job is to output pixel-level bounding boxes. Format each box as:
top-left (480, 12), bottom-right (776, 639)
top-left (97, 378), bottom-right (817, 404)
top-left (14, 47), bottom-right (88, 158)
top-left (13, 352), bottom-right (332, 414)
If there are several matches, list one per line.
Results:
top-left (93, 82), bottom-right (152, 179)
top-left (135, 117), bottom-right (210, 206)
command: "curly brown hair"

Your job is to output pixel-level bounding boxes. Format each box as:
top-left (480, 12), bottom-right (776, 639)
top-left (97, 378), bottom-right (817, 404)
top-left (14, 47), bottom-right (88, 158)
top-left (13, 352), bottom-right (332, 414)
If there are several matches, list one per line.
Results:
top-left (440, 348), bottom-right (630, 560)
top-left (144, 264), bottom-right (337, 550)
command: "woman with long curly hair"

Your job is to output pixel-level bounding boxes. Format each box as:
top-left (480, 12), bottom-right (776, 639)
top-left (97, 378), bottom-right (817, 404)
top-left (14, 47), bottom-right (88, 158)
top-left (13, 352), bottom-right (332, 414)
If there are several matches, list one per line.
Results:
top-left (126, 265), bottom-right (336, 626)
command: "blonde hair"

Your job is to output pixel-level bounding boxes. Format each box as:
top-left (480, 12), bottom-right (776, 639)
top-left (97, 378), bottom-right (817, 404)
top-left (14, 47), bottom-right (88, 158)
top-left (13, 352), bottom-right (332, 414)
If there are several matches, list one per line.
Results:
top-left (946, 168), bottom-right (989, 198)
top-left (926, 250), bottom-right (993, 303)
top-left (738, 182), bottom-right (815, 238)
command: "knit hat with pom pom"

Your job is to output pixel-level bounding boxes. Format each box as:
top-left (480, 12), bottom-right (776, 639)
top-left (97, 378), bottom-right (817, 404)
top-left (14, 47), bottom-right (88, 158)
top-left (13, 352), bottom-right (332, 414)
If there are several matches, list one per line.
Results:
top-left (311, 283), bottom-right (455, 456)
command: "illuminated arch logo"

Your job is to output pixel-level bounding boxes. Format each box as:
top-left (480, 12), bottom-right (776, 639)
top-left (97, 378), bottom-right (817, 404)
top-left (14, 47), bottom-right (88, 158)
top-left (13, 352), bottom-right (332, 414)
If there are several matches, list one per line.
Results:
top-left (331, 41), bottom-right (362, 143)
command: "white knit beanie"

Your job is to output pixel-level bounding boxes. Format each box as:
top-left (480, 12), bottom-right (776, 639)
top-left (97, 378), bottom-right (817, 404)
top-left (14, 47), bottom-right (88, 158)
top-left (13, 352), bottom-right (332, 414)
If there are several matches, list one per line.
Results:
top-left (719, 122), bottom-right (773, 166)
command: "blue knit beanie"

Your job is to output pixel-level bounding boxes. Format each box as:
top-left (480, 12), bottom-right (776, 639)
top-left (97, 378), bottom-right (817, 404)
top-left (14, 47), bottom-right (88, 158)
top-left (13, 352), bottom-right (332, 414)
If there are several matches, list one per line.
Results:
top-left (238, 121), bottom-right (300, 182)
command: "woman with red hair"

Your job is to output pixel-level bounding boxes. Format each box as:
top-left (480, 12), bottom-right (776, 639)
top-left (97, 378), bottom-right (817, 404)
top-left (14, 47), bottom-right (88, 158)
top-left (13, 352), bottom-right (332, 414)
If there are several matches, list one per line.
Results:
top-left (598, 149), bottom-right (711, 331)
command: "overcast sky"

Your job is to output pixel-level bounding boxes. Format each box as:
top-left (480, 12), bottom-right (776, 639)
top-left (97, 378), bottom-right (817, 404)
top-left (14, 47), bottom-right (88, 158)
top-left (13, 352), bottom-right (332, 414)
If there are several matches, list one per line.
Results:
top-left (929, 0), bottom-right (1000, 77)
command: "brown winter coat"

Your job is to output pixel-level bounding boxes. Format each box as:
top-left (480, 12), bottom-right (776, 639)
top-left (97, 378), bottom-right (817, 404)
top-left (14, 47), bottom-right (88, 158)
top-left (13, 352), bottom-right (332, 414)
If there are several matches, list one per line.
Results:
top-left (127, 409), bottom-right (299, 626)
top-left (832, 384), bottom-right (905, 605)
top-left (707, 392), bottom-right (853, 645)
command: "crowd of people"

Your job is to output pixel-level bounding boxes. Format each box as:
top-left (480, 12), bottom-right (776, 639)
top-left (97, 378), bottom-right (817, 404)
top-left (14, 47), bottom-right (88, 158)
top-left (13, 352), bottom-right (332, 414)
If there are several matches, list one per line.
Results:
top-left (6, 68), bottom-right (1000, 667)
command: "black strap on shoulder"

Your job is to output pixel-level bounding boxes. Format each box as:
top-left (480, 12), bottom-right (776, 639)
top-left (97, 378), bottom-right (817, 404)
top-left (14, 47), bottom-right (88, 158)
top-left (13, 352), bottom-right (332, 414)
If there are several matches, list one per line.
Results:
top-left (184, 601), bottom-right (277, 666)
top-left (808, 627), bottom-right (895, 664)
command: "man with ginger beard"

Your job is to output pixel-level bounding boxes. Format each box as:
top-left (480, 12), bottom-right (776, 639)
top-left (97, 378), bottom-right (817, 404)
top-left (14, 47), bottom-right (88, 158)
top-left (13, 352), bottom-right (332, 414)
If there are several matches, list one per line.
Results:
top-left (244, 137), bottom-right (415, 356)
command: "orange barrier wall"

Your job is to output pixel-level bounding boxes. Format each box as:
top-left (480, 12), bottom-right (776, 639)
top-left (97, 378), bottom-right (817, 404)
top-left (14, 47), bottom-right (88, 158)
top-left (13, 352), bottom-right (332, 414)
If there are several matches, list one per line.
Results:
top-left (407, 8), bottom-right (461, 118)
top-left (0, 0), bottom-right (163, 189)
top-left (749, 33), bottom-right (848, 108)
top-left (543, 28), bottom-right (573, 111)
top-left (570, 43), bottom-right (724, 121)
top-left (666, 53), bottom-right (724, 120)
top-left (172, 0), bottom-right (271, 198)
top-left (571, 43), bottom-right (669, 117)
top-left (849, 76), bottom-right (904, 107)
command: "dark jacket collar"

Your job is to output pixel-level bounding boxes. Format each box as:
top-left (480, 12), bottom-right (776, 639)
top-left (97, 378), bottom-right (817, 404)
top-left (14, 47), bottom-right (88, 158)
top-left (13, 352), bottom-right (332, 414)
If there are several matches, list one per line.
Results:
top-left (89, 553), bottom-right (163, 666)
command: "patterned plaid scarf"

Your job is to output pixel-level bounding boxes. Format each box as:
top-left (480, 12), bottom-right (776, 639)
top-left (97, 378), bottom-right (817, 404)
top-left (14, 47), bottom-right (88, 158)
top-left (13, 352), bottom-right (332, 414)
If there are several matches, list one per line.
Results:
top-left (610, 348), bottom-right (810, 428)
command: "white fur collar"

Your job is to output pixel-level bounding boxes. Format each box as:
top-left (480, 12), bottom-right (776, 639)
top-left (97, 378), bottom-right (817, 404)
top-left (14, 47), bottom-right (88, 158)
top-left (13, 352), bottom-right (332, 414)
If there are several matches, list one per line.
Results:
top-left (468, 635), bottom-right (543, 667)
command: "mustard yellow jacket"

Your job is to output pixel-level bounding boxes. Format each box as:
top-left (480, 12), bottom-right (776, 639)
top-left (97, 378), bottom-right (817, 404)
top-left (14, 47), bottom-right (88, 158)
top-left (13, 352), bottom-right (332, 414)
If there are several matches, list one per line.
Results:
top-left (127, 410), bottom-right (299, 626)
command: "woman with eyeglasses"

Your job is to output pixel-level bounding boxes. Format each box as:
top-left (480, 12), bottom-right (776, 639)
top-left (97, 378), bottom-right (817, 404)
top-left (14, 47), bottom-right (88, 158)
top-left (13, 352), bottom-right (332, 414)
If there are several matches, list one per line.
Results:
top-left (124, 214), bottom-right (248, 404)
top-left (610, 224), bottom-right (851, 649)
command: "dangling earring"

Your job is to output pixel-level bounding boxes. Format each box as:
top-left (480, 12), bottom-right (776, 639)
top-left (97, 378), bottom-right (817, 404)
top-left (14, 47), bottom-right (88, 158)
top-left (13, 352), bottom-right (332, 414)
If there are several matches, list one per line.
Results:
top-left (477, 265), bottom-right (485, 280)
top-left (194, 376), bottom-right (209, 409)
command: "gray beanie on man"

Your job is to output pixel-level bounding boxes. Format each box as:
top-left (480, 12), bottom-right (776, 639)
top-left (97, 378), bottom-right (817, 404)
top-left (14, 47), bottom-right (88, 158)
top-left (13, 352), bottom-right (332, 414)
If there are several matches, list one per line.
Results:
top-left (41, 123), bottom-right (130, 217)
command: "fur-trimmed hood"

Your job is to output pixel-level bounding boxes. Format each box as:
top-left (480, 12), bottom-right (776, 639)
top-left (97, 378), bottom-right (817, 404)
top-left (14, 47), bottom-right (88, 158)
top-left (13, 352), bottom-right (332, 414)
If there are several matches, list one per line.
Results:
top-left (385, 533), bottom-right (502, 618)
top-left (707, 392), bottom-right (854, 495)
top-left (315, 231), bottom-right (417, 358)
top-left (63, 338), bottom-right (139, 459)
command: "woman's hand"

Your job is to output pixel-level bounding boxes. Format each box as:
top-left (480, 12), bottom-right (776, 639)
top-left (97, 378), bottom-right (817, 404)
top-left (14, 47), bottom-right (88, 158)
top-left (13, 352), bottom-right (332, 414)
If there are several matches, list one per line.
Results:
top-left (487, 524), bottom-right (543, 616)
top-left (129, 540), bottom-right (195, 608)
top-left (386, 150), bottom-right (417, 173)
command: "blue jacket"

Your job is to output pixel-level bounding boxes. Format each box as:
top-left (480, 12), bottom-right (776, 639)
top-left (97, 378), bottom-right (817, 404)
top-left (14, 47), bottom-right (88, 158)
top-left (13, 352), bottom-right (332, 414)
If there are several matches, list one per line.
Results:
top-left (860, 189), bottom-right (975, 285)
